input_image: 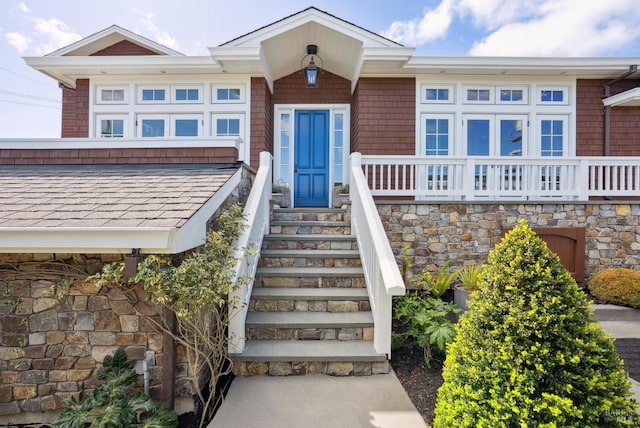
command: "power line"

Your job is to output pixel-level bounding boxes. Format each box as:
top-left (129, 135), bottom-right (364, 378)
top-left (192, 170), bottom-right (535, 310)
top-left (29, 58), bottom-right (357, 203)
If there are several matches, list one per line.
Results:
top-left (0, 90), bottom-right (59, 103)
top-left (0, 66), bottom-right (56, 88)
top-left (0, 99), bottom-right (61, 110)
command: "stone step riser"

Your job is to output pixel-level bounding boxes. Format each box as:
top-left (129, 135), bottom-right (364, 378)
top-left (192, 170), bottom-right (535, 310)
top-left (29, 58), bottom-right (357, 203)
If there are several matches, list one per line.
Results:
top-left (233, 360), bottom-right (389, 377)
top-left (258, 257), bottom-right (361, 268)
top-left (272, 212), bottom-right (346, 222)
top-left (270, 225), bottom-right (351, 235)
top-left (262, 240), bottom-right (359, 250)
top-left (256, 276), bottom-right (365, 289)
top-left (246, 327), bottom-right (373, 341)
top-left (248, 299), bottom-right (370, 312)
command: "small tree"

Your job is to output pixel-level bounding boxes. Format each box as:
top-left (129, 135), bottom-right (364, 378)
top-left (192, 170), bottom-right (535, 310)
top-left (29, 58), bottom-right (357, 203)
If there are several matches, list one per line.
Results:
top-left (434, 219), bottom-right (639, 427)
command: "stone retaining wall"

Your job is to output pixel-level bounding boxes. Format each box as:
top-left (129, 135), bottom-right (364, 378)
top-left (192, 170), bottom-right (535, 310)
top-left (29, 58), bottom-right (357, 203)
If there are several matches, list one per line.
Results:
top-left (377, 202), bottom-right (640, 284)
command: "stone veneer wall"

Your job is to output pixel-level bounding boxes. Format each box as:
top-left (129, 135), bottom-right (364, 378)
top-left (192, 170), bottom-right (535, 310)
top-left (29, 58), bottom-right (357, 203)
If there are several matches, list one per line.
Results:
top-left (378, 202), bottom-right (640, 283)
top-left (0, 253), bottom-right (186, 422)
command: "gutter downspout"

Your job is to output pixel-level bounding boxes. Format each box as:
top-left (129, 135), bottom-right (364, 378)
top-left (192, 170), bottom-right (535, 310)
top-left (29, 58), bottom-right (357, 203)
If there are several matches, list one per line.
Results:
top-left (603, 65), bottom-right (638, 156)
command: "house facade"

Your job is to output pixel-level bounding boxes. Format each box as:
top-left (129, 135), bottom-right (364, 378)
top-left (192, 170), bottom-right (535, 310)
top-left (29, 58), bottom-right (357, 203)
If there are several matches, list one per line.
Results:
top-left (1, 6), bottom-right (640, 422)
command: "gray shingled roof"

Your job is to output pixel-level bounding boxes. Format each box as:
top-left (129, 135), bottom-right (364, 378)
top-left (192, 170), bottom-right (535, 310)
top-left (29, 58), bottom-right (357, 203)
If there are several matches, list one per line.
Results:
top-left (0, 164), bottom-right (238, 229)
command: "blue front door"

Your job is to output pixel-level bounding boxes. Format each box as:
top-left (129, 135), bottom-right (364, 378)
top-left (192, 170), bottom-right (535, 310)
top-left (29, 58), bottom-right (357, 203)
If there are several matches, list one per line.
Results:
top-left (295, 110), bottom-right (329, 207)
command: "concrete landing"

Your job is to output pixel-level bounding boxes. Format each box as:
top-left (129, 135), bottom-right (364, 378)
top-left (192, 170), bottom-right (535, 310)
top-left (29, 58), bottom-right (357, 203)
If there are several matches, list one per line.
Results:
top-left (209, 371), bottom-right (426, 428)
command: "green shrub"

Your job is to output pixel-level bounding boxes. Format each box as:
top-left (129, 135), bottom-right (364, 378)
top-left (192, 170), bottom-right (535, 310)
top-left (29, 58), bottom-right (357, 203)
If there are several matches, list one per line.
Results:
top-left (392, 292), bottom-right (460, 367)
top-left (456, 264), bottom-right (483, 291)
top-left (53, 347), bottom-right (177, 428)
top-left (434, 219), bottom-right (639, 427)
top-left (588, 268), bottom-right (640, 309)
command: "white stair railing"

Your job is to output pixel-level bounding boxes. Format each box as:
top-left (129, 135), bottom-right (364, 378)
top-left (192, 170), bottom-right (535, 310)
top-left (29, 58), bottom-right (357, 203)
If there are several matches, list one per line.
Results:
top-left (229, 152), bottom-right (272, 354)
top-left (350, 152), bottom-right (406, 357)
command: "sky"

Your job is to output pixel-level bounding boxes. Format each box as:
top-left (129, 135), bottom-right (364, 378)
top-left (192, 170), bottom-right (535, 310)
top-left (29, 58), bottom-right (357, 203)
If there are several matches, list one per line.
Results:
top-left (1, 0), bottom-right (640, 138)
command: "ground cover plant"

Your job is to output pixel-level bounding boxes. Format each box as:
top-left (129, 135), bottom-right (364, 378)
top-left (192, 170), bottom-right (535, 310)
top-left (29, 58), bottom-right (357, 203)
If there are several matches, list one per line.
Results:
top-left (434, 219), bottom-right (639, 427)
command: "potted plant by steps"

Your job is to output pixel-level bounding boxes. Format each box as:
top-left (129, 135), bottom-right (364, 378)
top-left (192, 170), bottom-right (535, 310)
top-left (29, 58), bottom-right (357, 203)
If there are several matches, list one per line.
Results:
top-left (271, 182), bottom-right (290, 208)
top-left (332, 183), bottom-right (350, 208)
top-left (454, 264), bottom-right (482, 312)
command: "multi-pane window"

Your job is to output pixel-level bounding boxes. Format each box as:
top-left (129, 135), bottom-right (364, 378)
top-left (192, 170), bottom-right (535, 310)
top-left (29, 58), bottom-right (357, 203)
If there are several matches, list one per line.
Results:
top-left (138, 114), bottom-right (202, 137)
top-left (97, 87), bottom-right (126, 104)
top-left (213, 114), bottom-right (243, 137)
top-left (538, 87), bottom-right (568, 105)
top-left (97, 115), bottom-right (126, 138)
top-left (466, 88), bottom-right (492, 102)
top-left (421, 85), bottom-right (453, 103)
top-left (540, 119), bottom-right (564, 156)
top-left (173, 86), bottom-right (202, 103)
top-left (141, 89), bottom-right (166, 102)
top-left (425, 117), bottom-right (450, 156)
top-left (279, 113), bottom-right (291, 185)
top-left (498, 87), bottom-right (527, 104)
top-left (333, 113), bottom-right (344, 183)
top-left (212, 85), bottom-right (245, 103)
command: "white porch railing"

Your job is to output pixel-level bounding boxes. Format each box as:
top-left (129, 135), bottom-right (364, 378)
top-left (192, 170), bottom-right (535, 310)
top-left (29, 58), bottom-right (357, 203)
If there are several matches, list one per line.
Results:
top-left (350, 153), bottom-right (406, 357)
top-left (359, 155), bottom-right (640, 200)
top-left (229, 152), bottom-right (272, 354)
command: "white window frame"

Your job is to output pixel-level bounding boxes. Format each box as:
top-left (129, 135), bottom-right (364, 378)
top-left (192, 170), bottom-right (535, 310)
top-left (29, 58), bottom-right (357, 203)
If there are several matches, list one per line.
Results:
top-left (537, 115), bottom-right (569, 157)
top-left (137, 114), bottom-right (169, 138)
top-left (173, 114), bottom-right (203, 137)
top-left (497, 86), bottom-right (528, 105)
top-left (212, 113), bottom-right (244, 138)
top-left (96, 86), bottom-right (128, 105)
top-left (172, 85), bottom-right (203, 103)
top-left (420, 84), bottom-right (454, 104)
top-left (137, 86), bottom-right (169, 104)
top-left (95, 114), bottom-right (128, 138)
top-left (463, 86), bottom-right (494, 104)
top-left (463, 114), bottom-right (528, 157)
top-left (211, 84), bottom-right (245, 103)
top-left (421, 114), bottom-right (454, 156)
top-left (538, 86), bottom-right (569, 105)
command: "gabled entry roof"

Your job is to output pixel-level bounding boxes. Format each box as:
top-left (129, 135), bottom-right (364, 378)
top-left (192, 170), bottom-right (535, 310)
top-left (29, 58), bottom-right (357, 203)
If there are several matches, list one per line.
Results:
top-left (0, 164), bottom-right (241, 254)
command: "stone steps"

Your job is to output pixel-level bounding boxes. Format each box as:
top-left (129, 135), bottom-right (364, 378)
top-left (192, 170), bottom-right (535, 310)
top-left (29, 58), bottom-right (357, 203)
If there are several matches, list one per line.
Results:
top-left (262, 234), bottom-right (358, 250)
top-left (248, 287), bottom-right (369, 312)
top-left (258, 249), bottom-right (362, 268)
top-left (233, 206), bottom-right (383, 376)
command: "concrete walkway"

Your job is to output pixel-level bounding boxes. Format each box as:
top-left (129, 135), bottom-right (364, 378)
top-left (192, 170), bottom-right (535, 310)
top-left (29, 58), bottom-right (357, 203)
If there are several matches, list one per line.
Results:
top-left (209, 370), bottom-right (426, 428)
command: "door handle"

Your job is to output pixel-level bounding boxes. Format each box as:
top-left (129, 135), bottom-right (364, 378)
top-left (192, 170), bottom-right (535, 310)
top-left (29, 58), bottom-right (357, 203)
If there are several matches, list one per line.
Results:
top-left (294, 165), bottom-right (298, 173)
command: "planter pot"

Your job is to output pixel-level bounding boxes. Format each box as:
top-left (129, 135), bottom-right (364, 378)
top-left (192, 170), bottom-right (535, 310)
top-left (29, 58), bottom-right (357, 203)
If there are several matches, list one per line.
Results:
top-left (272, 189), bottom-right (290, 208)
top-left (454, 284), bottom-right (473, 312)
top-left (332, 187), bottom-right (349, 208)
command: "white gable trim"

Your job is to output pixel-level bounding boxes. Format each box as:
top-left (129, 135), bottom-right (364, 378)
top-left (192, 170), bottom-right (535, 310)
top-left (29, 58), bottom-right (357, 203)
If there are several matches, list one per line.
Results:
top-left (47, 25), bottom-right (183, 57)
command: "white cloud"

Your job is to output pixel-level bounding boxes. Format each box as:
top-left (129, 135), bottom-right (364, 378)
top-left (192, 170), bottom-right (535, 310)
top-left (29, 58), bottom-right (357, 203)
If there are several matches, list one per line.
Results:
top-left (469, 0), bottom-right (640, 56)
top-left (18, 2), bottom-right (30, 13)
top-left (6, 32), bottom-right (31, 53)
top-left (381, 0), bottom-right (454, 45)
top-left (382, 0), bottom-right (640, 56)
top-left (31, 17), bottom-right (82, 54)
top-left (135, 13), bottom-right (180, 51)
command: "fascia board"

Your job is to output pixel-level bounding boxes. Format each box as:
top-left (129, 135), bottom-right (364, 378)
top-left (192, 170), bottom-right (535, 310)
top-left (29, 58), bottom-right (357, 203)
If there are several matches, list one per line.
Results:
top-left (603, 87), bottom-right (640, 107)
top-left (24, 55), bottom-right (218, 70)
top-left (0, 138), bottom-right (241, 150)
top-left (208, 46), bottom-right (262, 61)
top-left (0, 227), bottom-right (177, 254)
top-left (170, 167), bottom-right (243, 253)
top-left (362, 47), bottom-right (416, 61)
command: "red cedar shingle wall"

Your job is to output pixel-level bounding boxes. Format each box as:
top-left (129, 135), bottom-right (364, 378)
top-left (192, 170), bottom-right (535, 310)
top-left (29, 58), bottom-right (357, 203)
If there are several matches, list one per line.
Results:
top-left (250, 78), bottom-right (273, 168)
top-left (91, 40), bottom-right (160, 56)
top-left (351, 78), bottom-right (415, 155)
top-left (61, 79), bottom-right (89, 138)
top-left (271, 71), bottom-right (352, 105)
top-left (576, 79), bottom-right (640, 156)
top-left (0, 148), bottom-right (238, 165)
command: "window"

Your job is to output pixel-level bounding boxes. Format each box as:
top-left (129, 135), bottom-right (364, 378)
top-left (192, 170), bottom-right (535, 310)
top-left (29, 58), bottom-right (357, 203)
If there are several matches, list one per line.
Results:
top-left (465, 115), bottom-right (526, 157)
top-left (212, 85), bottom-right (245, 103)
top-left (97, 87), bottom-right (127, 104)
top-left (213, 114), bottom-right (243, 137)
top-left (465, 87), bottom-right (493, 103)
top-left (423, 115), bottom-right (452, 156)
top-left (137, 114), bottom-right (202, 137)
top-left (96, 115), bottom-right (127, 138)
top-left (137, 86), bottom-right (169, 103)
top-left (539, 87), bottom-right (568, 105)
top-left (540, 118), bottom-right (565, 156)
top-left (171, 86), bottom-right (202, 103)
top-left (498, 87), bottom-right (527, 104)
top-left (421, 85), bottom-right (453, 103)
top-left (279, 113), bottom-right (291, 185)
top-left (140, 118), bottom-right (166, 137)
top-left (333, 113), bottom-right (345, 183)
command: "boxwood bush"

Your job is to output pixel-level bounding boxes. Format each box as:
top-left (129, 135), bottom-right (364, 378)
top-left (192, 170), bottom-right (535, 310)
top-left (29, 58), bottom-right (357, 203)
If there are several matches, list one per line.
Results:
top-left (588, 268), bottom-right (640, 309)
top-left (434, 219), bottom-right (639, 427)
